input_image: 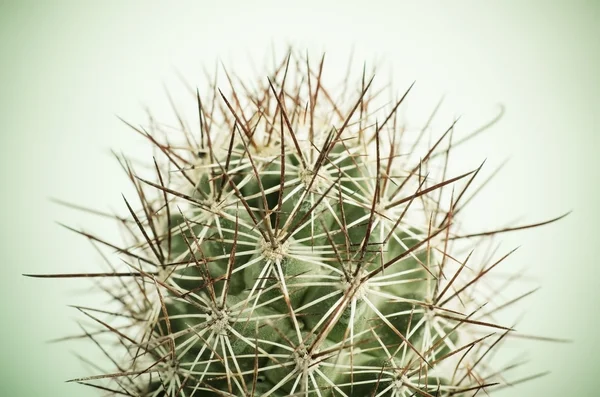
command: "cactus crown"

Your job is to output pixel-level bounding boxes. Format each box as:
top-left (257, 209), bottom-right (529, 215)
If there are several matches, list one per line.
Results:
top-left (34, 51), bottom-right (564, 396)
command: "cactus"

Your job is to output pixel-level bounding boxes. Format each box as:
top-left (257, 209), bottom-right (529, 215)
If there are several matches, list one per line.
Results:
top-left (29, 50), bottom-right (565, 396)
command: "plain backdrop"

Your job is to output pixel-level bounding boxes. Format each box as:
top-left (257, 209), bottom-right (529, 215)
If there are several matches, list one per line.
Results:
top-left (1, 1), bottom-right (598, 396)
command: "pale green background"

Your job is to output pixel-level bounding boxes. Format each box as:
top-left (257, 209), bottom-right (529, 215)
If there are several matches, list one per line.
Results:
top-left (1, 1), bottom-right (598, 395)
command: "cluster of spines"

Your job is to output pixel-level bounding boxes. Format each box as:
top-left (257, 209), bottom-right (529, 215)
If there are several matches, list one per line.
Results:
top-left (30, 50), bottom-right (566, 397)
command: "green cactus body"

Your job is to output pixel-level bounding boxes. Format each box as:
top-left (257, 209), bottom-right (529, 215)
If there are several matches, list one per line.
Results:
top-left (33, 51), bottom-right (563, 397)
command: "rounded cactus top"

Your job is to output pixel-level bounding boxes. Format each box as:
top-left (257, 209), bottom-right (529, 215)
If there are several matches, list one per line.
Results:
top-left (35, 50), bottom-right (565, 397)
